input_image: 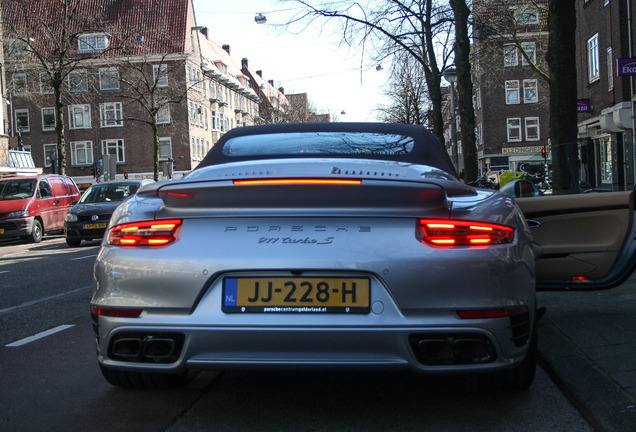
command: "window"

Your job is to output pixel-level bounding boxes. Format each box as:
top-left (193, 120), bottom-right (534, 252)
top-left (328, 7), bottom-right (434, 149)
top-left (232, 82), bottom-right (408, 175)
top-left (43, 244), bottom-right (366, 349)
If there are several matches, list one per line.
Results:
top-left (101, 139), bottom-right (125, 163)
top-left (507, 118), bottom-right (522, 142)
top-left (69, 104), bottom-right (91, 129)
top-left (503, 44), bottom-right (518, 67)
top-left (15, 109), bottom-right (30, 132)
top-left (505, 80), bottom-right (520, 104)
top-left (520, 42), bottom-right (536, 66)
top-left (40, 73), bottom-right (53, 94)
top-left (99, 67), bottom-right (120, 90)
top-left (515, 10), bottom-right (539, 25)
top-left (41, 107), bottom-right (56, 131)
top-left (157, 105), bottom-right (171, 124)
top-left (6, 38), bottom-right (31, 58)
top-left (158, 137), bottom-right (172, 160)
top-left (476, 87), bottom-right (482, 110)
top-left (607, 47), bottom-right (614, 91)
top-left (210, 81), bottom-right (217, 99)
top-left (587, 34), bottom-right (600, 83)
top-left (13, 73), bottom-right (27, 95)
top-left (70, 141), bottom-right (94, 165)
top-left (523, 79), bottom-right (538, 103)
top-left (78, 33), bottom-right (109, 53)
top-left (43, 143), bottom-right (57, 166)
top-left (153, 64), bottom-right (168, 87)
top-left (100, 102), bottom-right (123, 127)
top-left (68, 70), bottom-right (88, 92)
top-left (476, 122), bottom-right (483, 147)
top-left (525, 117), bottom-right (540, 141)
top-left (212, 110), bottom-right (218, 130)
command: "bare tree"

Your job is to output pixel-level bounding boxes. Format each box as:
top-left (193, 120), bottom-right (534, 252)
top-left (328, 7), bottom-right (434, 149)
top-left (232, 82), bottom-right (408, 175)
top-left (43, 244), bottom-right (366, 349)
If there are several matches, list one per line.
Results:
top-left (283, 1), bottom-right (455, 141)
top-left (377, 55), bottom-right (430, 125)
top-left (449, 0), bottom-right (477, 182)
top-left (117, 53), bottom-right (190, 181)
top-left (3, 0), bottom-right (109, 174)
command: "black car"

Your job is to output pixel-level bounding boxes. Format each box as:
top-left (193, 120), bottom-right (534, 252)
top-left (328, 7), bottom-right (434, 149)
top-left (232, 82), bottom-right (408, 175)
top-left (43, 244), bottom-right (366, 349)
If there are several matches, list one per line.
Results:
top-left (64, 179), bottom-right (153, 247)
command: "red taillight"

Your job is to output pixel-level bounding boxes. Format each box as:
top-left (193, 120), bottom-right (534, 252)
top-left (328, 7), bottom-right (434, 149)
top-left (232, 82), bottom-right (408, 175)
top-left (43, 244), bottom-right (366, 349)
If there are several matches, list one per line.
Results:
top-left (90, 305), bottom-right (143, 318)
top-left (233, 178), bottom-right (362, 185)
top-left (417, 219), bottom-right (514, 247)
top-left (107, 219), bottom-right (182, 247)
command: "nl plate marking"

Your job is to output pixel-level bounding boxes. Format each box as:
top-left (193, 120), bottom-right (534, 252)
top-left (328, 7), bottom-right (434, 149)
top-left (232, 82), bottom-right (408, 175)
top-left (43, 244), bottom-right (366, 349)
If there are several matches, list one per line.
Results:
top-left (223, 277), bottom-right (370, 313)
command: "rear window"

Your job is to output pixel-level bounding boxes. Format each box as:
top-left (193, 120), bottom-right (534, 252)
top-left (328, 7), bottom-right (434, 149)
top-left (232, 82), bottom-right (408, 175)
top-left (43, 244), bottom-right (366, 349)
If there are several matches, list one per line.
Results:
top-left (221, 132), bottom-right (415, 157)
top-left (80, 184), bottom-right (140, 203)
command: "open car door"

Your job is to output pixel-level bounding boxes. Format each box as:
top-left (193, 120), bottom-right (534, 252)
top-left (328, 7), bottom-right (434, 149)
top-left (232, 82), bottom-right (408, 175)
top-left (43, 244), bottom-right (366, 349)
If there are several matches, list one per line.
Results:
top-left (516, 190), bottom-right (636, 290)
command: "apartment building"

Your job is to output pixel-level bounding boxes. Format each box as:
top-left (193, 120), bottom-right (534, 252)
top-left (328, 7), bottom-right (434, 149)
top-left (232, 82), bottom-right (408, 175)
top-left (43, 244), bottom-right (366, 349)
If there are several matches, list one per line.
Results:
top-left (1, 0), bottom-right (271, 182)
top-left (470, 0), bottom-right (550, 174)
top-left (576, 0), bottom-right (635, 190)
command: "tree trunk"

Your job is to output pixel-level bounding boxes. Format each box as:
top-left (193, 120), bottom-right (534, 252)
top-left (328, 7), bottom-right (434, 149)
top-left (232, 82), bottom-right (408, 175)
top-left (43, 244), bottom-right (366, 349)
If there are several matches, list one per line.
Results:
top-left (54, 85), bottom-right (66, 175)
top-left (546, 0), bottom-right (579, 194)
top-left (450, 0), bottom-right (478, 182)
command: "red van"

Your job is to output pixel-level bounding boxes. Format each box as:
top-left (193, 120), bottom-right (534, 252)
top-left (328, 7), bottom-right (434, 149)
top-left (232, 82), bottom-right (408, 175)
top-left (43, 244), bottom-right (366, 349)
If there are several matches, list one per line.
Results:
top-left (0, 175), bottom-right (81, 243)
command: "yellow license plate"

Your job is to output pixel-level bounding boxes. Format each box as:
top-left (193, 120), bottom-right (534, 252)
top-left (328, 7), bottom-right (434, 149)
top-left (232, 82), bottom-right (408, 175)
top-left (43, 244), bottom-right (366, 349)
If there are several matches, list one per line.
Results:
top-left (0, 228), bottom-right (4, 234)
top-left (223, 277), bottom-right (370, 313)
top-left (83, 223), bottom-right (107, 229)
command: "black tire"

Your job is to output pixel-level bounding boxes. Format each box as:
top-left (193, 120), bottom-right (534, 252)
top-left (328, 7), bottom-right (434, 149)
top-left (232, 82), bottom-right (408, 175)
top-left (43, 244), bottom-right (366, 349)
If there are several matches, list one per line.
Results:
top-left (66, 238), bottom-right (81, 247)
top-left (98, 364), bottom-right (190, 389)
top-left (30, 219), bottom-right (43, 243)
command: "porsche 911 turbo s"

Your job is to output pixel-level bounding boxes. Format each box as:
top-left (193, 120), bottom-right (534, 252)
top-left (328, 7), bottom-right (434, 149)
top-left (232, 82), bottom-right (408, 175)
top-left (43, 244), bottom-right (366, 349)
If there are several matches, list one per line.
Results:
top-left (90, 123), bottom-right (636, 390)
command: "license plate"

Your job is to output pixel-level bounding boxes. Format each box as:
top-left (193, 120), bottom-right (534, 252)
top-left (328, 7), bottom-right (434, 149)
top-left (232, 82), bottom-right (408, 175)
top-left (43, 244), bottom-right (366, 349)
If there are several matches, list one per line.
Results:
top-left (0, 229), bottom-right (4, 234)
top-left (83, 223), bottom-right (107, 229)
top-left (223, 277), bottom-right (370, 313)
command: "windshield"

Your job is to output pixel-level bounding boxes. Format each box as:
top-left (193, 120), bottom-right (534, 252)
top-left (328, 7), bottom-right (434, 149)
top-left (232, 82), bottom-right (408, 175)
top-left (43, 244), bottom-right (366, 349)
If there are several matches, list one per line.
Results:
top-left (222, 132), bottom-right (415, 157)
top-left (0, 179), bottom-right (36, 200)
top-left (80, 184), bottom-right (139, 203)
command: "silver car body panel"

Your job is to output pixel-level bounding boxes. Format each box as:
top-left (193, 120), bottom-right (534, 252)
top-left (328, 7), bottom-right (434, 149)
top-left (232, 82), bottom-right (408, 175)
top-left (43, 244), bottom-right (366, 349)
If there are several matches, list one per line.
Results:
top-left (92, 157), bottom-right (535, 374)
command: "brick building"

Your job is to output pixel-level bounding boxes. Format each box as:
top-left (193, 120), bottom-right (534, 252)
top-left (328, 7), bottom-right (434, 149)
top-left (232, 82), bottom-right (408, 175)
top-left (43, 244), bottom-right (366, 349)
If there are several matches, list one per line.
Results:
top-left (469, 1), bottom-right (551, 174)
top-left (0, 0), bottom-right (275, 183)
top-left (576, 0), bottom-right (636, 190)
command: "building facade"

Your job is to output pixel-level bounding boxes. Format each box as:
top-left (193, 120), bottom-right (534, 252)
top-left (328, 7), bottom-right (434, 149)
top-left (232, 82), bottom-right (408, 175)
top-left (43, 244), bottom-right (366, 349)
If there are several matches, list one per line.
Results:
top-left (470, 0), bottom-right (551, 174)
top-left (2, 0), bottom-right (318, 183)
top-left (576, 0), bottom-right (635, 191)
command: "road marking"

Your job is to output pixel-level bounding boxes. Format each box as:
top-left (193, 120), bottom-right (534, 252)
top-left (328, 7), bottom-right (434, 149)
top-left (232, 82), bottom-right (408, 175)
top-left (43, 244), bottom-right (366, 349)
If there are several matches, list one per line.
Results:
top-left (6, 324), bottom-right (75, 347)
top-left (71, 254), bottom-right (98, 261)
top-left (0, 286), bottom-right (91, 315)
top-left (0, 270), bottom-right (9, 274)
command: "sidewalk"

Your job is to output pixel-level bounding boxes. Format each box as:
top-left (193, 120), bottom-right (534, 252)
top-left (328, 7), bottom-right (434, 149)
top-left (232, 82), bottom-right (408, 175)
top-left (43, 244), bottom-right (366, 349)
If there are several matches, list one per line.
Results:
top-left (537, 274), bottom-right (636, 432)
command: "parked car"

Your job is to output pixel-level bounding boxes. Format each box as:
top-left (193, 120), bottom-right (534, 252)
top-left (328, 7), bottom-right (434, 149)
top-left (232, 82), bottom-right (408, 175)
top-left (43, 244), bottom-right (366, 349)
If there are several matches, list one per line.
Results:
top-left (90, 123), bottom-right (636, 391)
top-left (64, 179), bottom-right (153, 247)
top-left (0, 174), bottom-right (81, 243)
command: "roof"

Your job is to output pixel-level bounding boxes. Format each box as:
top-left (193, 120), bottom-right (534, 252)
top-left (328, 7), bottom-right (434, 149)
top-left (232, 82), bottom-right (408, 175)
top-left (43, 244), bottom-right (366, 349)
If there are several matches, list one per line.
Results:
top-left (2, 0), bottom-right (191, 58)
top-left (198, 122), bottom-right (457, 177)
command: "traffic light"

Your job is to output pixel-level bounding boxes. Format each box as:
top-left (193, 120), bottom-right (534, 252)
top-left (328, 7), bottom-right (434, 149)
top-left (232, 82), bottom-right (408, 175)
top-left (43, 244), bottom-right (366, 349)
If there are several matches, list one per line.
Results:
top-left (541, 147), bottom-right (546, 156)
top-left (91, 163), bottom-right (96, 176)
top-left (124, 171), bottom-right (128, 179)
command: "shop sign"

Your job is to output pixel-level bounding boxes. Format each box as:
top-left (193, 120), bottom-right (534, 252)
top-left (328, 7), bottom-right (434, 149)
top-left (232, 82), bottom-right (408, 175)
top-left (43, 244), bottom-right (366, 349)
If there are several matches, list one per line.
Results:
top-left (502, 146), bottom-right (543, 155)
top-left (577, 99), bottom-right (591, 113)
top-left (617, 58), bottom-right (636, 76)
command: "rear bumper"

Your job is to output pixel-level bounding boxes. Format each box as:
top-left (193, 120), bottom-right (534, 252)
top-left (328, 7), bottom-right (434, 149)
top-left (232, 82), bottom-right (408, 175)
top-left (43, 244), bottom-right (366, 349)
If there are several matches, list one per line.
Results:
top-left (93, 307), bottom-right (534, 374)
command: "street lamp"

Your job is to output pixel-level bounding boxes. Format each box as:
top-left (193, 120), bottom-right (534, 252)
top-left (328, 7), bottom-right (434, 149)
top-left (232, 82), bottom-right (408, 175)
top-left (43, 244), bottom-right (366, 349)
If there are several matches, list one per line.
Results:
top-left (443, 67), bottom-right (459, 173)
top-left (255, 13), bottom-right (267, 24)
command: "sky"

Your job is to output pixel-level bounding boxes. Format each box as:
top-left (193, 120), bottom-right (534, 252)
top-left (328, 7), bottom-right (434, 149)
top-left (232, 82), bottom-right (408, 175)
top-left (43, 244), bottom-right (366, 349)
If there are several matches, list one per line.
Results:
top-left (191, 0), bottom-right (390, 122)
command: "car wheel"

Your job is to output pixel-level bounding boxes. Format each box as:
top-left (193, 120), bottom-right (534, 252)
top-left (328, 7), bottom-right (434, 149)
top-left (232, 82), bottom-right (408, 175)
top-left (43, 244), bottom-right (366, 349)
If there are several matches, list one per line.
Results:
top-left (98, 364), bottom-right (190, 389)
top-left (30, 219), bottom-right (43, 243)
top-left (66, 238), bottom-right (82, 247)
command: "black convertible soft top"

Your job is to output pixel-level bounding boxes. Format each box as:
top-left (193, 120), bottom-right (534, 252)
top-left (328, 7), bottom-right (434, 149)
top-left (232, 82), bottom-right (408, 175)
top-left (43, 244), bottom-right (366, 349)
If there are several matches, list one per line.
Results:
top-left (197, 123), bottom-right (457, 178)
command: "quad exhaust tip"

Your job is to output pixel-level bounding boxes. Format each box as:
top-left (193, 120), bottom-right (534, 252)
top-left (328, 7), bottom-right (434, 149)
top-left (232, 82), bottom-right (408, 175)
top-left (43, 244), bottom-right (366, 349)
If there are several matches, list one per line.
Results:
top-left (109, 333), bottom-right (184, 363)
top-left (410, 334), bottom-right (497, 365)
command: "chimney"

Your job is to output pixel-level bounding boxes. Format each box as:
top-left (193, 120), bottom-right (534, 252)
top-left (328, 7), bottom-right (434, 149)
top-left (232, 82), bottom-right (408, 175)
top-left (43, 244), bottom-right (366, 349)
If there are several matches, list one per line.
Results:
top-left (278, 87), bottom-right (285, 94)
top-left (242, 58), bottom-right (248, 70)
top-left (256, 70), bottom-right (263, 77)
top-left (222, 44), bottom-right (230, 55)
top-left (201, 27), bottom-right (208, 39)
top-left (268, 79), bottom-right (274, 87)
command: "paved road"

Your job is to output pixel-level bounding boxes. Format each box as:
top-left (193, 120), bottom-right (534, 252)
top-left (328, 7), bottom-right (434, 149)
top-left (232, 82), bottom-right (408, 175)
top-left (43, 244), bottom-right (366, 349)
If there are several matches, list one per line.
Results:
top-left (0, 236), bottom-right (597, 431)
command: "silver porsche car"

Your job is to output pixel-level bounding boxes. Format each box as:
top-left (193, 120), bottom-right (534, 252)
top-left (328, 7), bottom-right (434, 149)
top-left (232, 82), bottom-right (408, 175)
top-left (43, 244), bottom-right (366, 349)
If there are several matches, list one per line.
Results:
top-left (91, 123), bottom-right (636, 390)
